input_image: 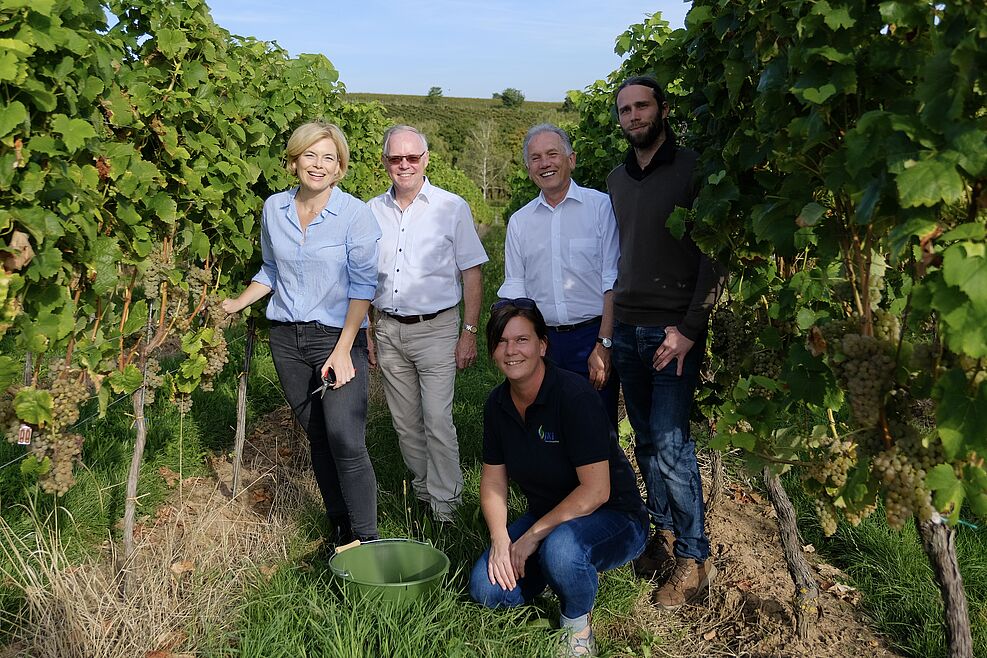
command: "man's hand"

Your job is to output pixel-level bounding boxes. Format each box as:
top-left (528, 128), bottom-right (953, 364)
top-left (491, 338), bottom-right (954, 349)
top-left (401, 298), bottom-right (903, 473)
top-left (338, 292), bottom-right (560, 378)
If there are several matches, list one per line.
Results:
top-left (455, 331), bottom-right (478, 369)
top-left (587, 343), bottom-right (611, 390)
top-left (653, 326), bottom-right (694, 376)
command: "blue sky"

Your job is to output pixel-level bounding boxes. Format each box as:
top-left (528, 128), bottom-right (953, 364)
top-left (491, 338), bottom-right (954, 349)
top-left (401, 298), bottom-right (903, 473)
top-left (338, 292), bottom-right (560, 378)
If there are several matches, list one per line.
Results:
top-left (206, 1), bottom-right (690, 102)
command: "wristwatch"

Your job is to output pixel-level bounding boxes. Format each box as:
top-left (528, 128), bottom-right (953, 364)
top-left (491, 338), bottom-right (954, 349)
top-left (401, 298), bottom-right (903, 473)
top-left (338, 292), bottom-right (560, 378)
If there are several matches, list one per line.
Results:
top-left (597, 336), bottom-right (613, 349)
top-left (463, 323), bottom-right (478, 335)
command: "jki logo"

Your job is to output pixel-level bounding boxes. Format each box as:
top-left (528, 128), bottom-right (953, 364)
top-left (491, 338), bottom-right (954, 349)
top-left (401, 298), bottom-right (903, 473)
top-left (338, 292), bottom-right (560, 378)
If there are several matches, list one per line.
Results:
top-left (537, 425), bottom-right (559, 444)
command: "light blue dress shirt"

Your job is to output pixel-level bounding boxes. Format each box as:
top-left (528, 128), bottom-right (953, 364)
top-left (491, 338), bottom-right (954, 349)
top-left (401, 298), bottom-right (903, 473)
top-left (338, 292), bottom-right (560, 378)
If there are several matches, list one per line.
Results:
top-left (252, 186), bottom-right (381, 328)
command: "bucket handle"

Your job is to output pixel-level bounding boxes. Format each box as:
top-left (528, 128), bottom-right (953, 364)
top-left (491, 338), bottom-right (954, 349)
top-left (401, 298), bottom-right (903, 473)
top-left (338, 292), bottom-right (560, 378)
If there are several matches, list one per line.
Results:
top-left (329, 539), bottom-right (361, 579)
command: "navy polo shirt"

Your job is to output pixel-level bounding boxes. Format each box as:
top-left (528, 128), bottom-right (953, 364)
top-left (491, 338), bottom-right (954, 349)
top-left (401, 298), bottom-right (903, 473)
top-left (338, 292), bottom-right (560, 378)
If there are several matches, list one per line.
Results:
top-left (483, 361), bottom-right (646, 519)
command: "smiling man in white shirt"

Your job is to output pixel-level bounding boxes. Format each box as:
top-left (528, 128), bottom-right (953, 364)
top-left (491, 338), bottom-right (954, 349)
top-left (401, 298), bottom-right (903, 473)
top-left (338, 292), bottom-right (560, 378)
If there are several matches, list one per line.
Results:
top-left (497, 124), bottom-right (620, 427)
top-left (368, 125), bottom-right (488, 523)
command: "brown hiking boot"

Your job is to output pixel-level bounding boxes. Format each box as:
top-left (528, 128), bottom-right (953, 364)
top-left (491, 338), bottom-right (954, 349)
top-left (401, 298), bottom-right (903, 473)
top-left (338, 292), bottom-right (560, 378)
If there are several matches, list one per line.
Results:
top-left (633, 529), bottom-right (676, 582)
top-left (652, 557), bottom-right (716, 610)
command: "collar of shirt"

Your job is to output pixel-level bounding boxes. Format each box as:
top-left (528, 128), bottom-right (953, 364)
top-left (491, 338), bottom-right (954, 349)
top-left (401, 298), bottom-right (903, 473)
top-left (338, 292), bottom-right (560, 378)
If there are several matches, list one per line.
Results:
top-left (495, 360), bottom-right (559, 424)
top-left (535, 178), bottom-right (586, 211)
top-left (624, 123), bottom-right (678, 180)
top-left (384, 177), bottom-right (435, 209)
top-left (279, 185), bottom-right (343, 228)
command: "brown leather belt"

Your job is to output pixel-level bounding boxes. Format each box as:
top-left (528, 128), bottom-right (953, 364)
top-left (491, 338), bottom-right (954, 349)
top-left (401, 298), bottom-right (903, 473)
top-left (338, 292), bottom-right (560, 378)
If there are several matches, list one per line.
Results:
top-left (384, 306), bottom-right (455, 325)
top-left (548, 316), bottom-right (601, 332)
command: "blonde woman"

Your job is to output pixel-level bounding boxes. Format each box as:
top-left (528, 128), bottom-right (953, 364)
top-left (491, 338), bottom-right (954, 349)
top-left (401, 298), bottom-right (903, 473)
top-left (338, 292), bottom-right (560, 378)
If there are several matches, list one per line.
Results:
top-left (223, 122), bottom-right (381, 544)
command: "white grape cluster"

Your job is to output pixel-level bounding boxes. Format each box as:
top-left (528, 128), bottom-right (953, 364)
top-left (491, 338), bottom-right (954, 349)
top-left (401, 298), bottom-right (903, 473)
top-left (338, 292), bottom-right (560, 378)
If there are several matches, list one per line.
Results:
top-left (814, 498), bottom-right (839, 537)
top-left (142, 249), bottom-right (172, 301)
top-left (173, 393), bottom-right (193, 415)
top-left (31, 367), bottom-right (91, 495)
top-left (199, 330), bottom-right (229, 392)
top-left (871, 309), bottom-right (901, 345)
top-left (751, 349), bottom-right (782, 380)
top-left (871, 445), bottom-right (937, 529)
top-left (804, 434), bottom-right (856, 490)
top-left (144, 357), bottom-right (163, 405)
top-left (837, 333), bottom-right (896, 425)
top-left (710, 306), bottom-right (749, 374)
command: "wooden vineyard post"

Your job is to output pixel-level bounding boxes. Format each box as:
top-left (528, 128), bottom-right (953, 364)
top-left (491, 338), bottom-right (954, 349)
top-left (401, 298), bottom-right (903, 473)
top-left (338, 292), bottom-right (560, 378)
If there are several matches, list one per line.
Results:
top-left (762, 466), bottom-right (820, 641)
top-left (918, 519), bottom-right (973, 658)
top-left (117, 306), bottom-right (155, 592)
top-left (705, 419), bottom-right (723, 517)
top-left (231, 317), bottom-right (256, 499)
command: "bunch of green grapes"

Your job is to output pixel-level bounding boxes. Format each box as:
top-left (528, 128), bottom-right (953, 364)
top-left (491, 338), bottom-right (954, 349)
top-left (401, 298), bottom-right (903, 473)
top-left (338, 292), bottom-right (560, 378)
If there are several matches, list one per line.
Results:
top-left (144, 357), bottom-right (163, 405)
top-left (187, 266), bottom-right (212, 306)
top-left (199, 331), bottom-right (229, 392)
top-left (49, 370), bottom-right (89, 429)
top-left (751, 349), bottom-right (782, 380)
top-left (142, 248), bottom-right (172, 301)
top-left (710, 306), bottom-right (749, 374)
top-left (205, 292), bottom-right (227, 325)
top-left (1, 384), bottom-right (23, 446)
top-left (39, 431), bottom-right (84, 495)
top-left (837, 333), bottom-right (896, 426)
top-left (173, 393), bottom-right (193, 415)
top-left (871, 309), bottom-right (901, 345)
top-left (804, 434), bottom-right (856, 490)
top-left (891, 419), bottom-right (944, 472)
top-left (814, 498), bottom-right (839, 536)
top-left (844, 499), bottom-right (878, 527)
top-left (818, 316), bottom-right (858, 354)
top-left (871, 446), bottom-right (937, 529)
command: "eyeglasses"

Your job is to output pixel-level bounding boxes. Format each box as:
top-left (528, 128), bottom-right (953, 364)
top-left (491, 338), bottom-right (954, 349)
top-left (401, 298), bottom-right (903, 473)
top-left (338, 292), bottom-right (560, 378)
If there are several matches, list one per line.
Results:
top-left (490, 297), bottom-right (537, 312)
top-left (384, 151), bottom-right (426, 165)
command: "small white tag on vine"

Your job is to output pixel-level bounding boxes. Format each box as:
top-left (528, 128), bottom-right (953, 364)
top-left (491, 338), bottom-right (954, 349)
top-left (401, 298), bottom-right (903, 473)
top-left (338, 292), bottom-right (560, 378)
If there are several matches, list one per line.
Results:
top-left (17, 424), bottom-right (32, 446)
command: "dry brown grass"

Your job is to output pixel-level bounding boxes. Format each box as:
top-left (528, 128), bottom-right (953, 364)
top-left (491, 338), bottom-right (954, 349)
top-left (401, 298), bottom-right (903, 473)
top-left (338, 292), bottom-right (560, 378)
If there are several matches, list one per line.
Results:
top-left (0, 475), bottom-right (293, 658)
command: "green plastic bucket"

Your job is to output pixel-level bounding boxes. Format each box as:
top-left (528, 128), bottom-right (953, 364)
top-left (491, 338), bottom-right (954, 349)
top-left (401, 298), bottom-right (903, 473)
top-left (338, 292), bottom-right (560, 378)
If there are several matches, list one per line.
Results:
top-left (328, 538), bottom-right (450, 605)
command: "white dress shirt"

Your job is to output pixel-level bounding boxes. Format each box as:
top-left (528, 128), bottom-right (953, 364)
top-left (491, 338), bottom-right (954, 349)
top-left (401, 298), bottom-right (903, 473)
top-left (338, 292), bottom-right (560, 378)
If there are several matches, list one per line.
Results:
top-left (370, 178), bottom-right (488, 316)
top-left (498, 180), bottom-right (619, 327)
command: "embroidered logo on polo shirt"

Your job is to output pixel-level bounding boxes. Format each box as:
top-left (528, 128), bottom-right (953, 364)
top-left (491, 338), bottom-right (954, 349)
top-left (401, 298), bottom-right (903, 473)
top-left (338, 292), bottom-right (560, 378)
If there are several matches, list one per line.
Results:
top-left (537, 425), bottom-right (559, 444)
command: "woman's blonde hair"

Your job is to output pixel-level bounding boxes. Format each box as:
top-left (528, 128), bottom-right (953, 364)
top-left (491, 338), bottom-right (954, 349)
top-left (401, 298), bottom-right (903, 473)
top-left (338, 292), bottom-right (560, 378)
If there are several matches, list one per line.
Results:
top-left (285, 121), bottom-right (350, 184)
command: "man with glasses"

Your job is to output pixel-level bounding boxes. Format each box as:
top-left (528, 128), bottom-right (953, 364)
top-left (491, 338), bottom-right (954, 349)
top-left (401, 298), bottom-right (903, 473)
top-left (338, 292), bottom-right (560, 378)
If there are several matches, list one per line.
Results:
top-left (497, 124), bottom-right (620, 429)
top-left (608, 77), bottom-right (726, 609)
top-left (368, 124), bottom-right (488, 524)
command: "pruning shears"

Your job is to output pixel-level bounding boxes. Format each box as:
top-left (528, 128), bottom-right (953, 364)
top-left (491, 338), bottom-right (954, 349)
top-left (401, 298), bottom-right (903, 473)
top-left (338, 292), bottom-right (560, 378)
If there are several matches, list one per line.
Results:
top-left (311, 368), bottom-right (337, 399)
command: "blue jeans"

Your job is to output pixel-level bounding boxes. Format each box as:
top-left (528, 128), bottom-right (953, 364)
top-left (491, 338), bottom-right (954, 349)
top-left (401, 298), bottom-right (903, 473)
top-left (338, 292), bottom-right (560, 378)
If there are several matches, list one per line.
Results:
top-left (611, 320), bottom-right (710, 561)
top-left (546, 321), bottom-right (620, 430)
top-left (268, 322), bottom-right (378, 538)
top-left (469, 508), bottom-right (647, 618)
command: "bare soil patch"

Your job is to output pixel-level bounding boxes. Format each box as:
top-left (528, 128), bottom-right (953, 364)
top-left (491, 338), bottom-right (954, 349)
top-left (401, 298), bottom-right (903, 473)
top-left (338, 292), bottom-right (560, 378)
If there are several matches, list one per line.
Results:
top-left (603, 453), bottom-right (904, 658)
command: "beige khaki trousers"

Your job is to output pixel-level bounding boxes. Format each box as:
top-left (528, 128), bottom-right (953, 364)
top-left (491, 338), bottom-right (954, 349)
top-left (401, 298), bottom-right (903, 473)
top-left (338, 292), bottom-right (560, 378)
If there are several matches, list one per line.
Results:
top-left (374, 308), bottom-right (462, 520)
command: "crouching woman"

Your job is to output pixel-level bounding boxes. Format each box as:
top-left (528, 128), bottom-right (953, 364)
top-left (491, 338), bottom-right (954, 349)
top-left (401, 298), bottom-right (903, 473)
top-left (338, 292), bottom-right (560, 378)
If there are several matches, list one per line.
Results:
top-left (469, 299), bottom-right (648, 656)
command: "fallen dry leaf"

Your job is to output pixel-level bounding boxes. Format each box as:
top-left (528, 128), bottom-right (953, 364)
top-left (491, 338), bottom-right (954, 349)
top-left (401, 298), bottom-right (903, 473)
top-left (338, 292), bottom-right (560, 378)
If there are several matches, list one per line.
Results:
top-left (2, 231), bottom-right (34, 273)
top-left (152, 629), bottom-right (188, 652)
top-left (703, 629), bottom-right (718, 641)
top-left (259, 564), bottom-right (279, 579)
top-left (824, 581), bottom-right (861, 604)
top-left (158, 466), bottom-right (180, 487)
top-left (249, 487), bottom-right (272, 505)
top-left (803, 543), bottom-right (816, 553)
top-left (732, 578), bottom-right (755, 592)
top-left (169, 560), bottom-right (195, 577)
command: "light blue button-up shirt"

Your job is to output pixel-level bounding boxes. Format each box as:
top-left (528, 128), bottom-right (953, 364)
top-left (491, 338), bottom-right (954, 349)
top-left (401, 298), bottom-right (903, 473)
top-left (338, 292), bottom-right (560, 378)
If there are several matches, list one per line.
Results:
top-left (252, 186), bottom-right (381, 327)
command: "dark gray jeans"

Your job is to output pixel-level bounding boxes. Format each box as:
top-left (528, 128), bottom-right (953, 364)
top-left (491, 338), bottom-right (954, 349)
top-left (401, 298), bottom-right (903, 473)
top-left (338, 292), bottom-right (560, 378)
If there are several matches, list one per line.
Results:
top-left (268, 321), bottom-right (378, 538)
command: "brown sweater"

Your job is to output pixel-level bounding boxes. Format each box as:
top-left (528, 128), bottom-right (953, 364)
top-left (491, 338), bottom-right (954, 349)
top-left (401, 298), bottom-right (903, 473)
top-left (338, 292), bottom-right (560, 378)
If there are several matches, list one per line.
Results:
top-left (606, 141), bottom-right (725, 341)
